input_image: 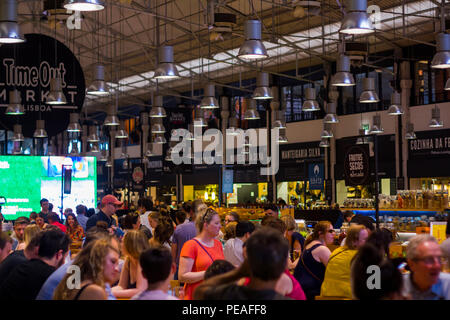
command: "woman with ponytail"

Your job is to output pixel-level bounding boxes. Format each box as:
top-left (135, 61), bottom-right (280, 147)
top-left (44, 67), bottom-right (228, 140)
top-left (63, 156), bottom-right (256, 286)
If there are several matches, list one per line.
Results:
top-left (293, 221), bottom-right (335, 300)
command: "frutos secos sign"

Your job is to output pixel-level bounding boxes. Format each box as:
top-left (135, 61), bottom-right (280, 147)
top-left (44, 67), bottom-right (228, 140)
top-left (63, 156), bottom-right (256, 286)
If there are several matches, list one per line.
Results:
top-left (0, 33), bottom-right (85, 137)
top-left (344, 144), bottom-right (370, 186)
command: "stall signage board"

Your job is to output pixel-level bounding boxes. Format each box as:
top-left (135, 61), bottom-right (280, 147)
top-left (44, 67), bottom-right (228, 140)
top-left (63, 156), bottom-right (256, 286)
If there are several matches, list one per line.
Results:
top-left (168, 107), bottom-right (191, 129)
top-left (279, 142), bottom-right (324, 165)
top-left (308, 163), bottom-right (324, 190)
top-left (222, 169), bottom-right (234, 194)
top-left (344, 144), bottom-right (370, 186)
top-left (132, 163), bottom-right (145, 191)
top-left (0, 34), bottom-right (85, 137)
top-left (146, 156), bottom-right (163, 173)
top-left (408, 129), bottom-right (450, 159)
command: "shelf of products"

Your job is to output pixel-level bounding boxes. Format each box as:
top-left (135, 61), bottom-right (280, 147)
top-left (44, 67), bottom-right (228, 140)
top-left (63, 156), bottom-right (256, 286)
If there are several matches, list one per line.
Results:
top-left (342, 189), bottom-right (449, 211)
top-left (340, 209), bottom-right (448, 233)
top-left (379, 190), bottom-right (449, 210)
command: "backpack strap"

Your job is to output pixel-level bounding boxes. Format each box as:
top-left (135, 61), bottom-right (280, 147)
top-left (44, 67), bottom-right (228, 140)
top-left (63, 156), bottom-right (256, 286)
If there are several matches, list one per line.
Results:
top-left (192, 239), bottom-right (215, 263)
top-left (300, 243), bottom-right (324, 282)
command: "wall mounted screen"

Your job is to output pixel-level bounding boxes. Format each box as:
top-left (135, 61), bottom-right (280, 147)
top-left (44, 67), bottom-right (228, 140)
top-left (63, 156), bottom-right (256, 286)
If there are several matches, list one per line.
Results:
top-left (0, 156), bottom-right (97, 220)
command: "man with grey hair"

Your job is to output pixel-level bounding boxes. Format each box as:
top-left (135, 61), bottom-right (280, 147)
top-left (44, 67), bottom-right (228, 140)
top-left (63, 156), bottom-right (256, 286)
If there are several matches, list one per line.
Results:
top-left (402, 234), bottom-right (450, 300)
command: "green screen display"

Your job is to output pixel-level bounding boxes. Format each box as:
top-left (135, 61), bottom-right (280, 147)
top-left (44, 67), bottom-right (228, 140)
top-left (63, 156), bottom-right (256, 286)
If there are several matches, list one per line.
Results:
top-left (0, 156), bottom-right (97, 220)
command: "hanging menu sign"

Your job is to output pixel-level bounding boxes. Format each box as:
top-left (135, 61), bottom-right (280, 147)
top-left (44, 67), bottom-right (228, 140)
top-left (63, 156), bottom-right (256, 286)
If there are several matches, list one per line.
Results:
top-left (308, 163), bottom-right (324, 190)
top-left (344, 144), bottom-right (370, 186)
top-left (132, 163), bottom-right (145, 191)
top-left (222, 169), bottom-right (234, 194)
top-left (0, 34), bottom-right (85, 137)
top-left (408, 129), bottom-right (450, 159)
top-left (167, 107), bottom-right (191, 130)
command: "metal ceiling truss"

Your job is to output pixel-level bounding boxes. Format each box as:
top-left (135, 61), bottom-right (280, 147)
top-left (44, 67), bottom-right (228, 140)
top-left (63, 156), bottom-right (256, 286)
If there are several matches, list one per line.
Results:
top-left (14, 0), bottom-right (443, 120)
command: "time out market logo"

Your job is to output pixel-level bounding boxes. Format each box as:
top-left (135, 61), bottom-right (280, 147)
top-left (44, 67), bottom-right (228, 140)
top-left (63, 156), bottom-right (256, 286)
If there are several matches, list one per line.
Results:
top-left (169, 121), bottom-right (281, 176)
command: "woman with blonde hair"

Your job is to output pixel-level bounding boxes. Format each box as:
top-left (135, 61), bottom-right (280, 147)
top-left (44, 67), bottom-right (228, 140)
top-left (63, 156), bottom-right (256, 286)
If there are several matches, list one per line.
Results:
top-left (320, 225), bottom-right (368, 299)
top-left (112, 230), bottom-right (149, 299)
top-left (280, 215), bottom-right (305, 264)
top-left (53, 239), bottom-right (120, 300)
top-left (148, 211), bottom-right (161, 235)
top-left (16, 225), bottom-right (40, 251)
top-left (293, 221), bottom-right (335, 300)
top-left (178, 208), bottom-right (224, 300)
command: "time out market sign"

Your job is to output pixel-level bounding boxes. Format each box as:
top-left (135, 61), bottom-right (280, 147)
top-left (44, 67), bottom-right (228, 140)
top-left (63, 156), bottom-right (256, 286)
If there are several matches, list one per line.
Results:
top-left (0, 34), bottom-right (85, 137)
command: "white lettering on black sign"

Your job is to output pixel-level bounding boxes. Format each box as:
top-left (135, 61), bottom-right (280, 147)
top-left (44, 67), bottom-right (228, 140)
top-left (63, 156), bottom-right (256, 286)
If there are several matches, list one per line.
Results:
top-left (344, 145), bottom-right (370, 186)
top-left (282, 147), bottom-right (321, 160)
top-left (3, 59), bottom-right (67, 88)
top-left (148, 160), bottom-right (163, 169)
top-left (0, 59), bottom-right (79, 111)
top-left (409, 133), bottom-right (450, 158)
top-left (348, 153), bottom-right (365, 177)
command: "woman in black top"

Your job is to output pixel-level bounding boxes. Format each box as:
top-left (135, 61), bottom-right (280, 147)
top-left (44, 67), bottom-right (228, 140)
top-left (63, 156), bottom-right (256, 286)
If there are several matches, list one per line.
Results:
top-left (293, 221), bottom-right (335, 300)
top-left (53, 238), bottom-right (120, 300)
top-left (112, 230), bottom-right (150, 299)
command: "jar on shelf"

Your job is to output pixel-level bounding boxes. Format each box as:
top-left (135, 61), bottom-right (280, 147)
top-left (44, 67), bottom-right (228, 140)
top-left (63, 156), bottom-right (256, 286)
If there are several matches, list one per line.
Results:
top-left (404, 190), bottom-right (411, 209)
top-left (397, 191), bottom-right (404, 209)
top-left (424, 191), bottom-right (432, 209)
top-left (416, 191), bottom-right (423, 209)
top-left (442, 192), bottom-right (449, 209)
top-left (434, 192), bottom-right (442, 210)
top-left (410, 190), bottom-right (416, 209)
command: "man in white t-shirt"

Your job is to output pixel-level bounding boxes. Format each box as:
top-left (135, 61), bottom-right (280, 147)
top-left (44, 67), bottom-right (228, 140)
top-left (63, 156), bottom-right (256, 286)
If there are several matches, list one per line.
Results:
top-left (224, 221), bottom-right (255, 267)
top-left (137, 197), bottom-right (154, 237)
top-left (131, 247), bottom-right (178, 300)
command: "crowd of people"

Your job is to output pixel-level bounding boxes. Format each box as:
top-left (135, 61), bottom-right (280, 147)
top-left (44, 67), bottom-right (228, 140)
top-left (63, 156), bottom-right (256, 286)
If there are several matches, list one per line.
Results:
top-left (0, 195), bottom-right (450, 300)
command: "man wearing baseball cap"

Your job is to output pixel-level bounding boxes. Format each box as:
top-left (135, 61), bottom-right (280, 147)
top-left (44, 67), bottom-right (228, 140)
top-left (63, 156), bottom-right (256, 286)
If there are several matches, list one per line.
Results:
top-left (85, 195), bottom-right (123, 232)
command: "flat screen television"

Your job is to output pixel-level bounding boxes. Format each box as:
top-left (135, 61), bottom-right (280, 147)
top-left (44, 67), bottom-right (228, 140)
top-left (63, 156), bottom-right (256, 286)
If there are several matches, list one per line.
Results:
top-left (0, 156), bottom-right (97, 220)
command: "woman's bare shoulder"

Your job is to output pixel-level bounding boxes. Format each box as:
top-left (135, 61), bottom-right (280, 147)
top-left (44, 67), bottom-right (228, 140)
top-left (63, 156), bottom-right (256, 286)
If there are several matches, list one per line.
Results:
top-left (78, 284), bottom-right (107, 300)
